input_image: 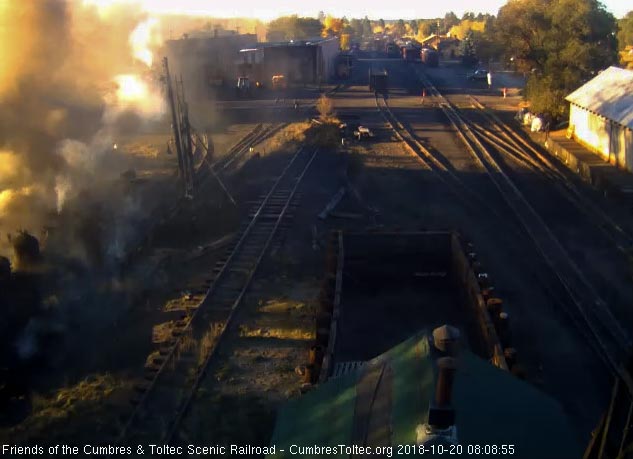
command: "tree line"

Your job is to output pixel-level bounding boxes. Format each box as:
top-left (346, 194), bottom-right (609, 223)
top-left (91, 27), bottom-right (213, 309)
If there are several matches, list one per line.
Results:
top-left (265, 3), bottom-right (632, 119)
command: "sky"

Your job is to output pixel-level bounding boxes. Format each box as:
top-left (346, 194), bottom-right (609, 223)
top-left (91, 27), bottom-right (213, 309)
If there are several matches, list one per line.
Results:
top-left (91, 0), bottom-right (630, 20)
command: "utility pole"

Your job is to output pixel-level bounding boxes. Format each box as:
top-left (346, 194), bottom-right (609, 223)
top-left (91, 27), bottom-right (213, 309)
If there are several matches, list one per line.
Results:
top-left (163, 58), bottom-right (186, 192)
top-left (176, 76), bottom-right (195, 197)
top-left (163, 57), bottom-right (195, 198)
top-left (163, 57), bottom-right (235, 204)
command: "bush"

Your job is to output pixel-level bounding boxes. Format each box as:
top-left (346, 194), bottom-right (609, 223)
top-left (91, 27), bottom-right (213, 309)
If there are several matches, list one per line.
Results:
top-left (316, 95), bottom-right (334, 119)
top-left (525, 75), bottom-right (568, 121)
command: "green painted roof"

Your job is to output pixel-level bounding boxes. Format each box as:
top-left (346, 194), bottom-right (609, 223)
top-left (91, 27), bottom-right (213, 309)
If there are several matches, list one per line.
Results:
top-left (268, 331), bottom-right (582, 459)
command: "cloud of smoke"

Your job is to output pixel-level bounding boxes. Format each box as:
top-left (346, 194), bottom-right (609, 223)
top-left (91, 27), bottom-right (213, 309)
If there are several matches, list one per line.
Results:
top-left (130, 17), bottom-right (162, 66)
top-left (0, 0), bottom-right (166, 259)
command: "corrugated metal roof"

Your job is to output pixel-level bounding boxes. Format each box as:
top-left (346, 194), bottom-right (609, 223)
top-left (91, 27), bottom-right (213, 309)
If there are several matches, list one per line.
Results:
top-left (268, 331), bottom-right (582, 458)
top-left (566, 66), bottom-right (633, 130)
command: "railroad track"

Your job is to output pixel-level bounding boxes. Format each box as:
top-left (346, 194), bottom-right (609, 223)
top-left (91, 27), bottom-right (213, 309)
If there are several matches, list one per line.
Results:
top-left (414, 72), bottom-right (632, 381)
top-left (374, 92), bottom-right (527, 231)
top-left (462, 96), bottom-right (633, 255)
top-left (194, 123), bottom-right (287, 189)
top-left (195, 85), bottom-right (344, 187)
top-left (117, 146), bottom-right (318, 446)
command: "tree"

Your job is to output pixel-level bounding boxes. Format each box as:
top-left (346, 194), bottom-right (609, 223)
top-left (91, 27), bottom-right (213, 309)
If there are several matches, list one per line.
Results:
top-left (475, 18), bottom-right (503, 63)
top-left (459, 30), bottom-right (478, 65)
top-left (362, 17), bottom-right (372, 37)
top-left (350, 18), bottom-right (363, 39)
top-left (316, 94), bottom-right (334, 119)
top-left (417, 20), bottom-right (433, 38)
top-left (379, 18), bottom-right (385, 30)
top-left (449, 19), bottom-right (486, 40)
top-left (340, 33), bottom-right (351, 50)
top-left (266, 16), bottom-right (323, 41)
top-left (618, 11), bottom-right (633, 68)
top-left (618, 11), bottom-right (633, 49)
top-left (409, 20), bottom-right (418, 36)
top-left (323, 15), bottom-right (344, 37)
top-left (495, 0), bottom-right (618, 118)
top-left (444, 12), bottom-right (460, 29)
top-left (393, 19), bottom-right (406, 37)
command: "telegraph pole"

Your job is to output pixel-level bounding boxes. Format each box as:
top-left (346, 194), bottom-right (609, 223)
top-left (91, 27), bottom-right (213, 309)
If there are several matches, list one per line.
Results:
top-left (177, 76), bottom-right (195, 197)
top-left (163, 58), bottom-right (186, 193)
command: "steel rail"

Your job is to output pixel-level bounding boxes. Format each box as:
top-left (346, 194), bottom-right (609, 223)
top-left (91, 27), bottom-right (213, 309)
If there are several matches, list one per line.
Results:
top-left (466, 97), bottom-right (633, 255)
top-left (374, 93), bottom-right (529, 233)
top-left (164, 147), bottom-right (319, 443)
top-left (375, 92), bottom-right (608, 366)
top-left (116, 145), bottom-right (316, 444)
top-left (418, 73), bottom-right (631, 378)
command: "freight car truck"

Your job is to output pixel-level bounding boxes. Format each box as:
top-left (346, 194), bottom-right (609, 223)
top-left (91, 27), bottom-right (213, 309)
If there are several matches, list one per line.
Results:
top-left (369, 69), bottom-right (388, 92)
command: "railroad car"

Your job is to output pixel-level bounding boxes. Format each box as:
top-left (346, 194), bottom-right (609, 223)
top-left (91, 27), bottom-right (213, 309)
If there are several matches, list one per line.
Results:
top-left (336, 62), bottom-right (351, 79)
top-left (402, 46), bottom-right (420, 62)
top-left (369, 69), bottom-right (388, 92)
top-left (420, 48), bottom-right (439, 67)
top-left (385, 42), bottom-right (400, 58)
top-left (335, 54), bottom-right (354, 79)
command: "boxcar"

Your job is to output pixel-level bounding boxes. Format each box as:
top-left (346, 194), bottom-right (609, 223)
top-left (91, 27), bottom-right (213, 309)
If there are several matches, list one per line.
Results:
top-left (420, 48), bottom-right (439, 67)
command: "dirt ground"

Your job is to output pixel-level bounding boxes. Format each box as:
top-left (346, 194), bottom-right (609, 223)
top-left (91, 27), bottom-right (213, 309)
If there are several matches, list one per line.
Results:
top-left (324, 60), bottom-right (615, 444)
top-left (0, 115), bottom-right (271, 444)
top-left (4, 57), bottom-right (627, 453)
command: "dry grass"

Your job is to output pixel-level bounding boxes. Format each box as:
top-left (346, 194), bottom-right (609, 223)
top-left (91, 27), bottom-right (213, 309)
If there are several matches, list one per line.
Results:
top-left (316, 94), bottom-right (334, 118)
top-left (238, 323), bottom-right (313, 341)
top-left (266, 113), bottom-right (342, 153)
top-left (198, 322), bottom-right (224, 367)
top-left (268, 122), bottom-right (311, 152)
top-left (179, 329), bottom-right (197, 353)
top-left (152, 320), bottom-right (177, 343)
top-left (4, 374), bottom-right (130, 443)
top-left (145, 350), bottom-right (162, 368)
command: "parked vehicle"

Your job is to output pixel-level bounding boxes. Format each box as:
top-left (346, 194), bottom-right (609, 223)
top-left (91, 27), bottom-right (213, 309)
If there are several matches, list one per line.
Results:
top-left (467, 69), bottom-right (488, 81)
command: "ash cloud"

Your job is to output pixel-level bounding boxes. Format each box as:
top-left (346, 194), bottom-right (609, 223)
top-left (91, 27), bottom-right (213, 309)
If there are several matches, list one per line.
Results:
top-left (0, 0), bottom-right (165, 261)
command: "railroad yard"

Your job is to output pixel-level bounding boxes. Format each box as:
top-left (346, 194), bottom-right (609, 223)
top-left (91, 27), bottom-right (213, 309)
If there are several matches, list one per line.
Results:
top-left (2, 10), bottom-right (633, 455)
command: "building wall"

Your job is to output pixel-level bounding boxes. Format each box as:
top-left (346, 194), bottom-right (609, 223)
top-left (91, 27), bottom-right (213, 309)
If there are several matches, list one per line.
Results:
top-left (318, 38), bottom-right (340, 83)
top-left (263, 46), bottom-right (317, 84)
top-left (569, 103), bottom-right (610, 160)
top-left (164, 34), bottom-right (256, 100)
top-left (570, 103), bottom-right (633, 173)
top-left (619, 125), bottom-right (633, 172)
